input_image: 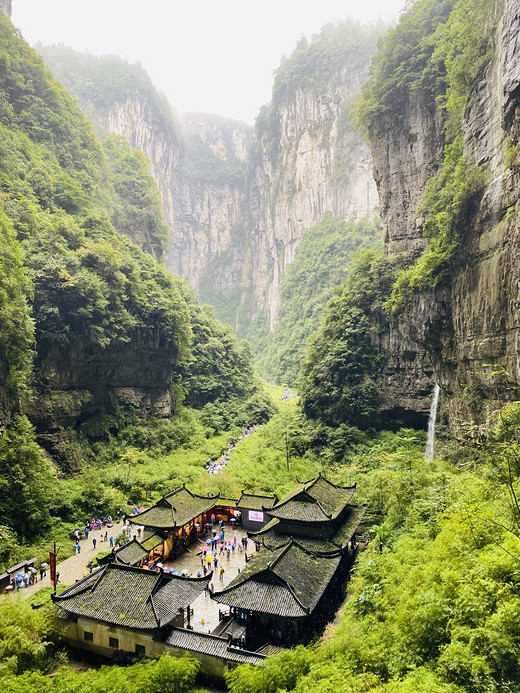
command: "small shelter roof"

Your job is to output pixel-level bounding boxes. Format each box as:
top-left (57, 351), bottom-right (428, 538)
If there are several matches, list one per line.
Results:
top-left (140, 533), bottom-right (166, 551)
top-left (266, 474), bottom-right (356, 523)
top-left (53, 563), bottom-right (210, 629)
top-left (110, 538), bottom-right (149, 566)
top-left (236, 491), bottom-right (277, 511)
top-left (212, 541), bottom-right (341, 618)
top-left (129, 486), bottom-right (218, 530)
top-left (215, 497), bottom-right (238, 508)
top-left (165, 628), bottom-right (265, 664)
top-left (252, 505), bottom-right (366, 553)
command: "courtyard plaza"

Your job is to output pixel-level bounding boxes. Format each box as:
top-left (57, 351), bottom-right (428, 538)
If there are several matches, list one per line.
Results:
top-left (160, 524), bottom-right (251, 634)
top-left (11, 518), bottom-right (250, 632)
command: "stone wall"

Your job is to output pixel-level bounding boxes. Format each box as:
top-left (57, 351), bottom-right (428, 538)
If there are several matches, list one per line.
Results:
top-left (368, 0), bottom-right (520, 430)
top-left (0, 0), bottom-right (12, 18)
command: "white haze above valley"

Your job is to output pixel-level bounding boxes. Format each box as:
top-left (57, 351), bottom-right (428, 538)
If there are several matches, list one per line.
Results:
top-left (12, 0), bottom-right (406, 124)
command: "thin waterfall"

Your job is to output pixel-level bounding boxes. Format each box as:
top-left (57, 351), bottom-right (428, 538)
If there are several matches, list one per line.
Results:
top-left (425, 383), bottom-right (440, 461)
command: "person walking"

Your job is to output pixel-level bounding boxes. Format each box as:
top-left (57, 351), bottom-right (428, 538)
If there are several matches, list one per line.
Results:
top-left (219, 566), bottom-right (225, 581)
top-left (92, 536), bottom-right (97, 549)
top-left (77, 541), bottom-right (81, 554)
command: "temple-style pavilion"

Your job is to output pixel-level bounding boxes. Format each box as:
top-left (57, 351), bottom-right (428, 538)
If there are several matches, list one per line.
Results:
top-left (251, 474), bottom-right (365, 554)
top-left (53, 563), bottom-right (211, 653)
top-left (129, 485), bottom-right (218, 558)
top-left (213, 474), bottom-right (365, 647)
top-left (53, 563), bottom-right (265, 677)
top-left (52, 474), bottom-right (365, 672)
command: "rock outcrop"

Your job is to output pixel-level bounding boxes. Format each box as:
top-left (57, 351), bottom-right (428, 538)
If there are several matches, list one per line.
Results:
top-left (369, 0), bottom-right (520, 429)
top-left (0, 0), bottom-right (11, 17)
top-left (249, 74), bottom-right (378, 328)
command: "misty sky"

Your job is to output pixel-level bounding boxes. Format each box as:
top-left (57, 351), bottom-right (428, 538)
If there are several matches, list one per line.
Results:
top-left (11, 0), bottom-right (407, 124)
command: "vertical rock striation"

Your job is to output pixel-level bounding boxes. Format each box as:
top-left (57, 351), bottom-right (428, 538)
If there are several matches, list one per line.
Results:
top-left (250, 73), bottom-right (378, 328)
top-left (368, 0), bottom-right (520, 430)
top-left (0, 0), bottom-right (11, 18)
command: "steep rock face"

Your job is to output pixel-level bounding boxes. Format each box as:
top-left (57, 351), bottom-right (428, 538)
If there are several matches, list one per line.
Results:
top-left (28, 329), bottom-right (177, 462)
top-left (173, 113), bottom-right (251, 292)
top-left (441, 0), bottom-right (520, 425)
top-left (367, 80), bottom-right (446, 422)
top-left (97, 95), bottom-right (182, 262)
top-left (370, 0), bottom-right (520, 429)
top-left (39, 39), bottom-right (378, 337)
top-left (250, 75), bottom-right (377, 327)
top-left (371, 100), bottom-right (445, 255)
top-left (93, 98), bottom-right (251, 299)
top-left (0, 0), bottom-right (11, 17)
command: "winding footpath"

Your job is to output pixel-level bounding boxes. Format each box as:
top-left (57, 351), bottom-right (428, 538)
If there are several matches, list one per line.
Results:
top-left (11, 522), bottom-right (124, 600)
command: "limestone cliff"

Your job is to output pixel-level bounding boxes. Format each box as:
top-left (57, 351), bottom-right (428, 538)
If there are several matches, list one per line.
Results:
top-left (367, 0), bottom-right (520, 430)
top-left (0, 0), bottom-right (11, 18)
top-left (38, 24), bottom-right (381, 337)
top-left (250, 75), bottom-right (377, 328)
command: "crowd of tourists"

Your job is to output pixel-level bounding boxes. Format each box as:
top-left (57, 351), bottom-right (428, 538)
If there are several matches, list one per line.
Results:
top-left (9, 562), bottom-right (49, 590)
top-left (205, 426), bottom-right (257, 475)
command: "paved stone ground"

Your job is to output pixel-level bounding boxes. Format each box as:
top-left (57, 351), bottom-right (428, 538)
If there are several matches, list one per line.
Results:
top-left (12, 521), bottom-right (255, 638)
top-left (162, 526), bottom-right (252, 634)
top-left (11, 521), bottom-right (126, 599)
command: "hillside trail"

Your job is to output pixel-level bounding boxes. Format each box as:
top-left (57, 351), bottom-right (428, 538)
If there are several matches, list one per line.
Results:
top-left (12, 521), bottom-right (125, 601)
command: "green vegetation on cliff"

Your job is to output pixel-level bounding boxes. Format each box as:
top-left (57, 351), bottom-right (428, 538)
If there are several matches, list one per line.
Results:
top-left (298, 248), bottom-right (402, 429)
top-left (0, 15), bottom-right (267, 554)
top-left (358, 0), bottom-right (495, 310)
top-left (36, 45), bottom-right (179, 137)
top-left (0, 210), bottom-right (33, 402)
top-left (103, 135), bottom-right (169, 259)
top-left (259, 215), bottom-right (380, 385)
top-left (256, 18), bottom-right (383, 169)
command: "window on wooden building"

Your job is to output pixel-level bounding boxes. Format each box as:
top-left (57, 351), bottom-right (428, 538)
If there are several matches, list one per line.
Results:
top-left (135, 644), bottom-right (146, 655)
top-left (109, 637), bottom-right (119, 649)
top-left (84, 631), bottom-right (93, 642)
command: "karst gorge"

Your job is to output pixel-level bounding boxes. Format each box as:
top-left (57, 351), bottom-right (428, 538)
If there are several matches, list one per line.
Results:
top-left (2, 0), bottom-right (520, 691)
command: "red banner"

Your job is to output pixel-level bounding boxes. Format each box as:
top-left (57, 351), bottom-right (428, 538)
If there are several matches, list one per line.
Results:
top-left (49, 551), bottom-right (56, 587)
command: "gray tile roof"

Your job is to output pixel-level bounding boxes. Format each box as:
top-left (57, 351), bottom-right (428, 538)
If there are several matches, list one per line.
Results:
top-left (213, 542), bottom-right (342, 617)
top-left (165, 628), bottom-right (265, 664)
top-left (113, 539), bottom-right (149, 566)
top-left (252, 505), bottom-right (366, 553)
top-left (236, 492), bottom-right (277, 510)
top-left (153, 573), bottom-right (212, 624)
top-left (130, 486), bottom-right (218, 530)
top-left (140, 533), bottom-right (166, 550)
top-left (267, 475), bottom-right (356, 523)
top-left (53, 564), bottom-right (209, 629)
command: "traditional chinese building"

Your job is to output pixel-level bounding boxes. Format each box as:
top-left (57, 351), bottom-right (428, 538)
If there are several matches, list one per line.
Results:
top-left (251, 474), bottom-right (365, 553)
top-left (53, 563), bottom-right (265, 677)
top-left (129, 485), bottom-right (218, 558)
top-left (52, 475), bottom-right (365, 672)
top-left (212, 475), bottom-right (365, 647)
top-left (236, 491), bottom-right (277, 531)
top-left (53, 563), bottom-right (211, 656)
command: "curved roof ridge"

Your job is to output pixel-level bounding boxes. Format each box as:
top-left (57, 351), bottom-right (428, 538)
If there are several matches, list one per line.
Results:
top-left (301, 473), bottom-right (357, 492)
top-left (314, 498), bottom-right (333, 520)
top-left (53, 564), bottom-right (108, 600)
top-left (266, 539), bottom-right (293, 570)
top-left (188, 489), bottom-right (220, 501)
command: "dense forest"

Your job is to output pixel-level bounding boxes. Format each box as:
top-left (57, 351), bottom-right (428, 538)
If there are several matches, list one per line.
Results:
top-left (0, 12), bottom-right (271, 553)
top-left (2, 0), bottom-right (520, 692)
